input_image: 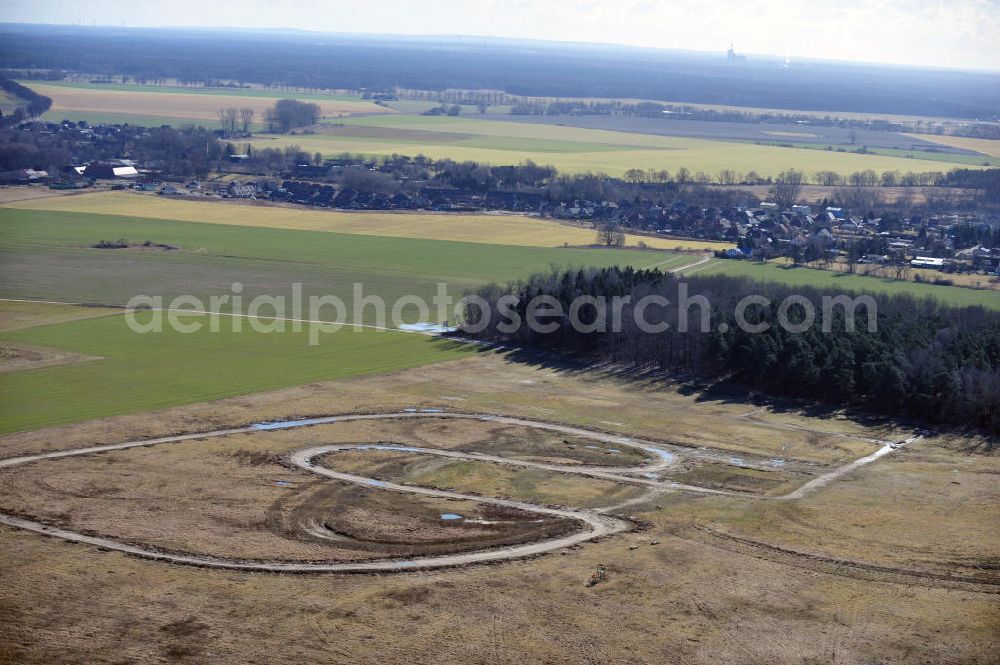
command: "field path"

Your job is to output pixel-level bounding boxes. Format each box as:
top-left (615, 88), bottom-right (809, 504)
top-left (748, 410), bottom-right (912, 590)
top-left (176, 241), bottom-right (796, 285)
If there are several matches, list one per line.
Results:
top-left (0, 411), bottom-right (916, 573)
top-left (668, 252), bottom-right (713, 273)
top-left (780, 435), bottom-right (920, 499)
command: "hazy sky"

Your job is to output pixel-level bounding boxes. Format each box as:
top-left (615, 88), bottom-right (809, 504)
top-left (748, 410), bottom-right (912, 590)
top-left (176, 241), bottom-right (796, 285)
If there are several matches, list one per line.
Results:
top-left (3, 0), bottom-right (999, 71)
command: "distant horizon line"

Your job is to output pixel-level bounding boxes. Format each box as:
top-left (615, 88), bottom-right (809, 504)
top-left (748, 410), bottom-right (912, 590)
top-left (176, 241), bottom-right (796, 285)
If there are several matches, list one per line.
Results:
top-left (3, 21), bottom-right (998, 76)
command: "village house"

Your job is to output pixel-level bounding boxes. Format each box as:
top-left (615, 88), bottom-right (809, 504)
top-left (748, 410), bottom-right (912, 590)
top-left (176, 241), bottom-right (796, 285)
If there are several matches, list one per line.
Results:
top-left (226, 181), bottom-right (257, 198)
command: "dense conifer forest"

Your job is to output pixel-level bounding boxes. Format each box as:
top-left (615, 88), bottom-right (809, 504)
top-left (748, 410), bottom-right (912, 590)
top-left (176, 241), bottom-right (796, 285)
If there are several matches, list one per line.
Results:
top-left (461, 267), bottom-right (1000, 437)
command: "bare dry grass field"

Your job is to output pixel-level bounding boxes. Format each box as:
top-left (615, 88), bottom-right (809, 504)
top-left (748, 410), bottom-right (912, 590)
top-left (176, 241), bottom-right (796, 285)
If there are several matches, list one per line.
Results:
top-left (904, 133), bottom-right (1000, 158)
top-left (678, 436), bottom-right (1000, 582)
top-left (363, 456), bottom-right (648, 509)
top-left (5, 190), bottom-right (727, 250)
top-left (0, 341), bottom-right (100, 373)
top-left (0, 300), bottom-right (121, 332)
top-left (797, 258), bottom-right (1000, 292)
top-left (0, 353), bottom-right (996, 664)
top-left (0, 186), bottom-right (94, 205)
top-left (26, 81), bottom-right (388, 126)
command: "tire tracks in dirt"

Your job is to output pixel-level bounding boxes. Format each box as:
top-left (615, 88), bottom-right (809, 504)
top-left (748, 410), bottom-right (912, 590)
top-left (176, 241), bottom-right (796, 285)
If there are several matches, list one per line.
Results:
top-left (0, 411), bottom-right (923, 575)
top-left (681, 524), bottom-right (1000, 593)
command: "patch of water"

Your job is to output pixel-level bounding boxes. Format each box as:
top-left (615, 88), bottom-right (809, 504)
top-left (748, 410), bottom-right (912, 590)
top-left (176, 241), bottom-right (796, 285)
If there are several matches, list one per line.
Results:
top-left (440, 513), bottom-right (463, 521)
top-left (770, 458), bottom-right (786, 468)
top-left (398, 322), bottom-right (457, 334)
top-left (643, 447), bottom-right (676, 463)
top-left (273, 480), bottom-right (293, 487)
top-left (354, 444), bottom-right (425, 454)
top-left (420, 408), bottom-right (443, 413)
top-left (253, 417), bottom-right (337, 431)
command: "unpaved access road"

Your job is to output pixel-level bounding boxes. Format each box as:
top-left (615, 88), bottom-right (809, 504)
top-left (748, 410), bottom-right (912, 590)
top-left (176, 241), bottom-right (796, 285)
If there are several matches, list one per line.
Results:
top-left (0, 411), bottom-right (917, 573)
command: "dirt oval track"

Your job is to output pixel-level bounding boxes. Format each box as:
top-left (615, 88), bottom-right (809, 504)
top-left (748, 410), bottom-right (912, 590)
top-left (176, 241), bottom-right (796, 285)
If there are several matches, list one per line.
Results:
top-left (0, 411), bottom-right (916, 573)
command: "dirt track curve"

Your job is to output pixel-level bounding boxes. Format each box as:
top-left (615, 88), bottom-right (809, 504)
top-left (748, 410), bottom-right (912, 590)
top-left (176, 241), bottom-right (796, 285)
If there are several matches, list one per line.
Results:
top-left (0, 411), bottom-right (917, 573)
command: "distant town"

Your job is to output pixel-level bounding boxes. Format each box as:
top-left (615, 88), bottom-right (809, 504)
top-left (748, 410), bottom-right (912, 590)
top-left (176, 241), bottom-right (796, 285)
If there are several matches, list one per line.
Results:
top-left (5, 118), bottom-right (998, 285)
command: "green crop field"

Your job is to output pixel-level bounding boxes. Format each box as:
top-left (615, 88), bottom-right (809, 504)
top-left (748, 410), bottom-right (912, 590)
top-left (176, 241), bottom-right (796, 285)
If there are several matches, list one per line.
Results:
top-left (0, 206), bottom-right (686, 433)
top-left (757, 141), bottom-right (1000, 168)
top-left (244, 113), bottom-right (978, 178)
top-left (2, 204), bottom-right (994, 434)
top-left (0, 308), bottom-right (470, 433)
top-left (0, 208), bottom-right (686, 311)
top-left (0, 206), bottom-right (679, 433)
top-left (1, 206), bottom-right (990, 314)
top-left (0, 89), bottom-right (22, 114)
top-left (701, 259), bottom-right (1000, 309)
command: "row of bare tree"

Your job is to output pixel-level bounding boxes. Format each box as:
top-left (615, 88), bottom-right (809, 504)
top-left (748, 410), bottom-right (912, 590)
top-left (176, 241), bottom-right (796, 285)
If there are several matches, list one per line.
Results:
top-left (621, 166), bottom-right (949, 189)
top-left (216, 107), bottom-right (255, 137)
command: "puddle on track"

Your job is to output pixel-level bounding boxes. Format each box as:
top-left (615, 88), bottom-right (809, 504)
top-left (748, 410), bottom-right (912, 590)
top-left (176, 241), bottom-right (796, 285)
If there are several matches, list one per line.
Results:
top-left (643, 447), bottom-right (676, 463)
top-left (351, 444), bottom-right (425, 453)
top-left (253, 417), bottom-right (339, 431)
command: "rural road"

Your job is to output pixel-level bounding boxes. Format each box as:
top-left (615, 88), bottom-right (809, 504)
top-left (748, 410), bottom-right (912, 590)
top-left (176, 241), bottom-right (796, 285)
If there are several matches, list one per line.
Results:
top-left (0, 411), bottom-right (918, 573)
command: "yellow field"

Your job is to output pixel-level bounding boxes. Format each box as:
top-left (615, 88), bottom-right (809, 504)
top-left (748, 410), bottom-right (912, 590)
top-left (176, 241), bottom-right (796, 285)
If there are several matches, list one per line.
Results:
top-left (904, 133), bottom-right (1000, 158)
top-left (242, 115), bottom-right (972, 178)
top-left (27, 82), bottom-right (389, 124)
top-left (5, 190), bottom-right (729, 250)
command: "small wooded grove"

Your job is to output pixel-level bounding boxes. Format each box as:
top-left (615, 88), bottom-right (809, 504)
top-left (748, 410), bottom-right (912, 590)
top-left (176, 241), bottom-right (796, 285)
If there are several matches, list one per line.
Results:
top-left (459, 267), bottom-right (1000, 437)
top-left (263, 99), bottom-right (321, 133)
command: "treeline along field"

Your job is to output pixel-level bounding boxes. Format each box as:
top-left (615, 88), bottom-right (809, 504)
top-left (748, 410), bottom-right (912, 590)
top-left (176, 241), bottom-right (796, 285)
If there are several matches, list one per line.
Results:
top-left (460, 267), bottom-right (1000, 436)
top-left (0, 77), bottom-right (51, 127)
